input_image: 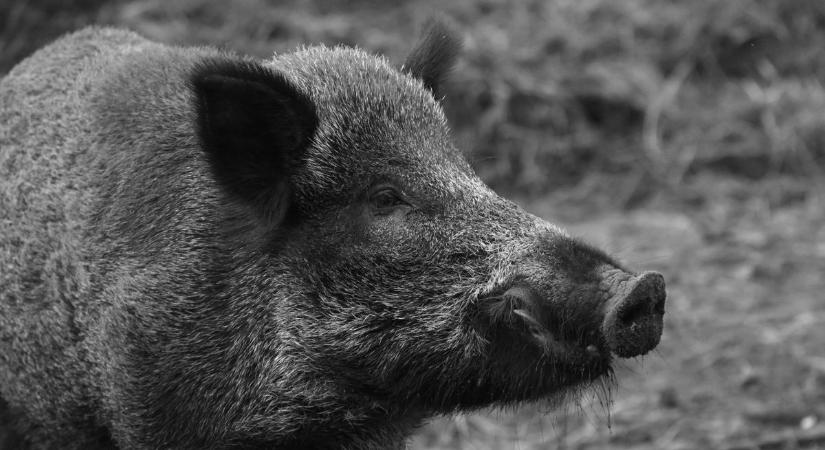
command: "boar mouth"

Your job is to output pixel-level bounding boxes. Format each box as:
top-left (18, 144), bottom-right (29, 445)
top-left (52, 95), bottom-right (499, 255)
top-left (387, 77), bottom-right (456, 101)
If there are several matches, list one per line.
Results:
top-left (476, 270), bottom-right (666, 367)
top-left (476, 286), bottom-right (612, 373)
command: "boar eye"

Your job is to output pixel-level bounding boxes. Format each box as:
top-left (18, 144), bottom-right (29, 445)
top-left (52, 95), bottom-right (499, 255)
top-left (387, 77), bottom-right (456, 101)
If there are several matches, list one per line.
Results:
top-left (369, 186), bottom-right (410, 215)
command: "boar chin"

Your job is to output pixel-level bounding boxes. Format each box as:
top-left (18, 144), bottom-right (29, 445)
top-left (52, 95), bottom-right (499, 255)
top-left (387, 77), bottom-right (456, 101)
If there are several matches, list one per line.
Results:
top-left (440, 334), bottom-right (614, 412)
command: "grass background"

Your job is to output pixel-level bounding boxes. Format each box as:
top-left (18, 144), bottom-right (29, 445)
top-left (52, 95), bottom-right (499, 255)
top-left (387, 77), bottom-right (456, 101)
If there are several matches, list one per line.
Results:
top-left (2, 0), bottom-right (825, 448)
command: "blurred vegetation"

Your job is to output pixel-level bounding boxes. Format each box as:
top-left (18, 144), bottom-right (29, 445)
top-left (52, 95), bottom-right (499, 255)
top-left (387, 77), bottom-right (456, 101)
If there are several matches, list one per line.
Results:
top-left (4, 0), bottom-right (825, 202)
top-left (2, 0), bottom-right (825, 449)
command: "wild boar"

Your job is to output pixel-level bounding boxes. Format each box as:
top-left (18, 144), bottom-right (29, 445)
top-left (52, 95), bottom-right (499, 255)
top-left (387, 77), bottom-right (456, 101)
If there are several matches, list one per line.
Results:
top-left (0, 22), bottom-right (666, 449)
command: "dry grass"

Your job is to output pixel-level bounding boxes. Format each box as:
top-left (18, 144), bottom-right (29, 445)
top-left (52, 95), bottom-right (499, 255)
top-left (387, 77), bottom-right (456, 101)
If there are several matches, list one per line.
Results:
top-left (4, 0), bottom-right (825, 194)
top-left (2, 0), bottom-right (825, 448)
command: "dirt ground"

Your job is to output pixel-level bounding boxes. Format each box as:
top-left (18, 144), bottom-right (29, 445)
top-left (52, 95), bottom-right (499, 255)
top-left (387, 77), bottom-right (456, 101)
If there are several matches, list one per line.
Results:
top-left (2, 0), bottom-right (824, 448)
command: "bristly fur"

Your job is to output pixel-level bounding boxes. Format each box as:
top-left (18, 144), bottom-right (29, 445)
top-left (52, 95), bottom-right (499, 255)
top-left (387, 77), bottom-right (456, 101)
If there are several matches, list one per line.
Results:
top-left (0, 24), bottom-right (658, 450)
top-left (402, 19), bottom-right (462, 97)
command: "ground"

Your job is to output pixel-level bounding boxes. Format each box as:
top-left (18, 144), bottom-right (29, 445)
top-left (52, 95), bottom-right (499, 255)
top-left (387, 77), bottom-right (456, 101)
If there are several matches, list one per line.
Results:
top-left (1, 0), bottom-right (824, 448)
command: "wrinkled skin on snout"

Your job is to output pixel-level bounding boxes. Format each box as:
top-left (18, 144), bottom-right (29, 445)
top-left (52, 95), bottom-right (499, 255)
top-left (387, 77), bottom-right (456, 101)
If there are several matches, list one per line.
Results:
top-left (0, 23), bottom-right (665, 450)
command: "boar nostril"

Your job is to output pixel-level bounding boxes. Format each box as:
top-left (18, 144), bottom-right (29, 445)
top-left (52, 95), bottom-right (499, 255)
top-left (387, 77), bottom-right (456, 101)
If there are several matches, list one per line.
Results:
top-left (602, 271), bottom-right (667, 358)
top-left (618, 294), bottom-right (665, 325)
top-left (654, 294), bottom-right (666, 315)
top-left (617, 298), bottom-right (650, 325)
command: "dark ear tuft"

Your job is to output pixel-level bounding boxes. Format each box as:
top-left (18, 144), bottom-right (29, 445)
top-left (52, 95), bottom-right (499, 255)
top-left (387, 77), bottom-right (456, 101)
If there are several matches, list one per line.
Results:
top-left (191, 57), bottom-right (317, 226)
top-left (402, 19), bottom-right (462, 97)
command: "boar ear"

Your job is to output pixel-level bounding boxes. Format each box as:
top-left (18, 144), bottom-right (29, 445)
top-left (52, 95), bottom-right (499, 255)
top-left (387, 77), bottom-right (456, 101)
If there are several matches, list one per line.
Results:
top-left (402, 19), bottom-right (462, 97)
top-left (192, 58), bottom-right (317, 225)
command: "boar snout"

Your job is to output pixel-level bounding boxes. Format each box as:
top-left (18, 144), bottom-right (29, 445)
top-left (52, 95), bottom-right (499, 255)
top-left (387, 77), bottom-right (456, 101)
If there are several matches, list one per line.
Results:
top-left (601, 271), bottom-right (666, 358)
top-left (477, 261), bottom-right (666, 362)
